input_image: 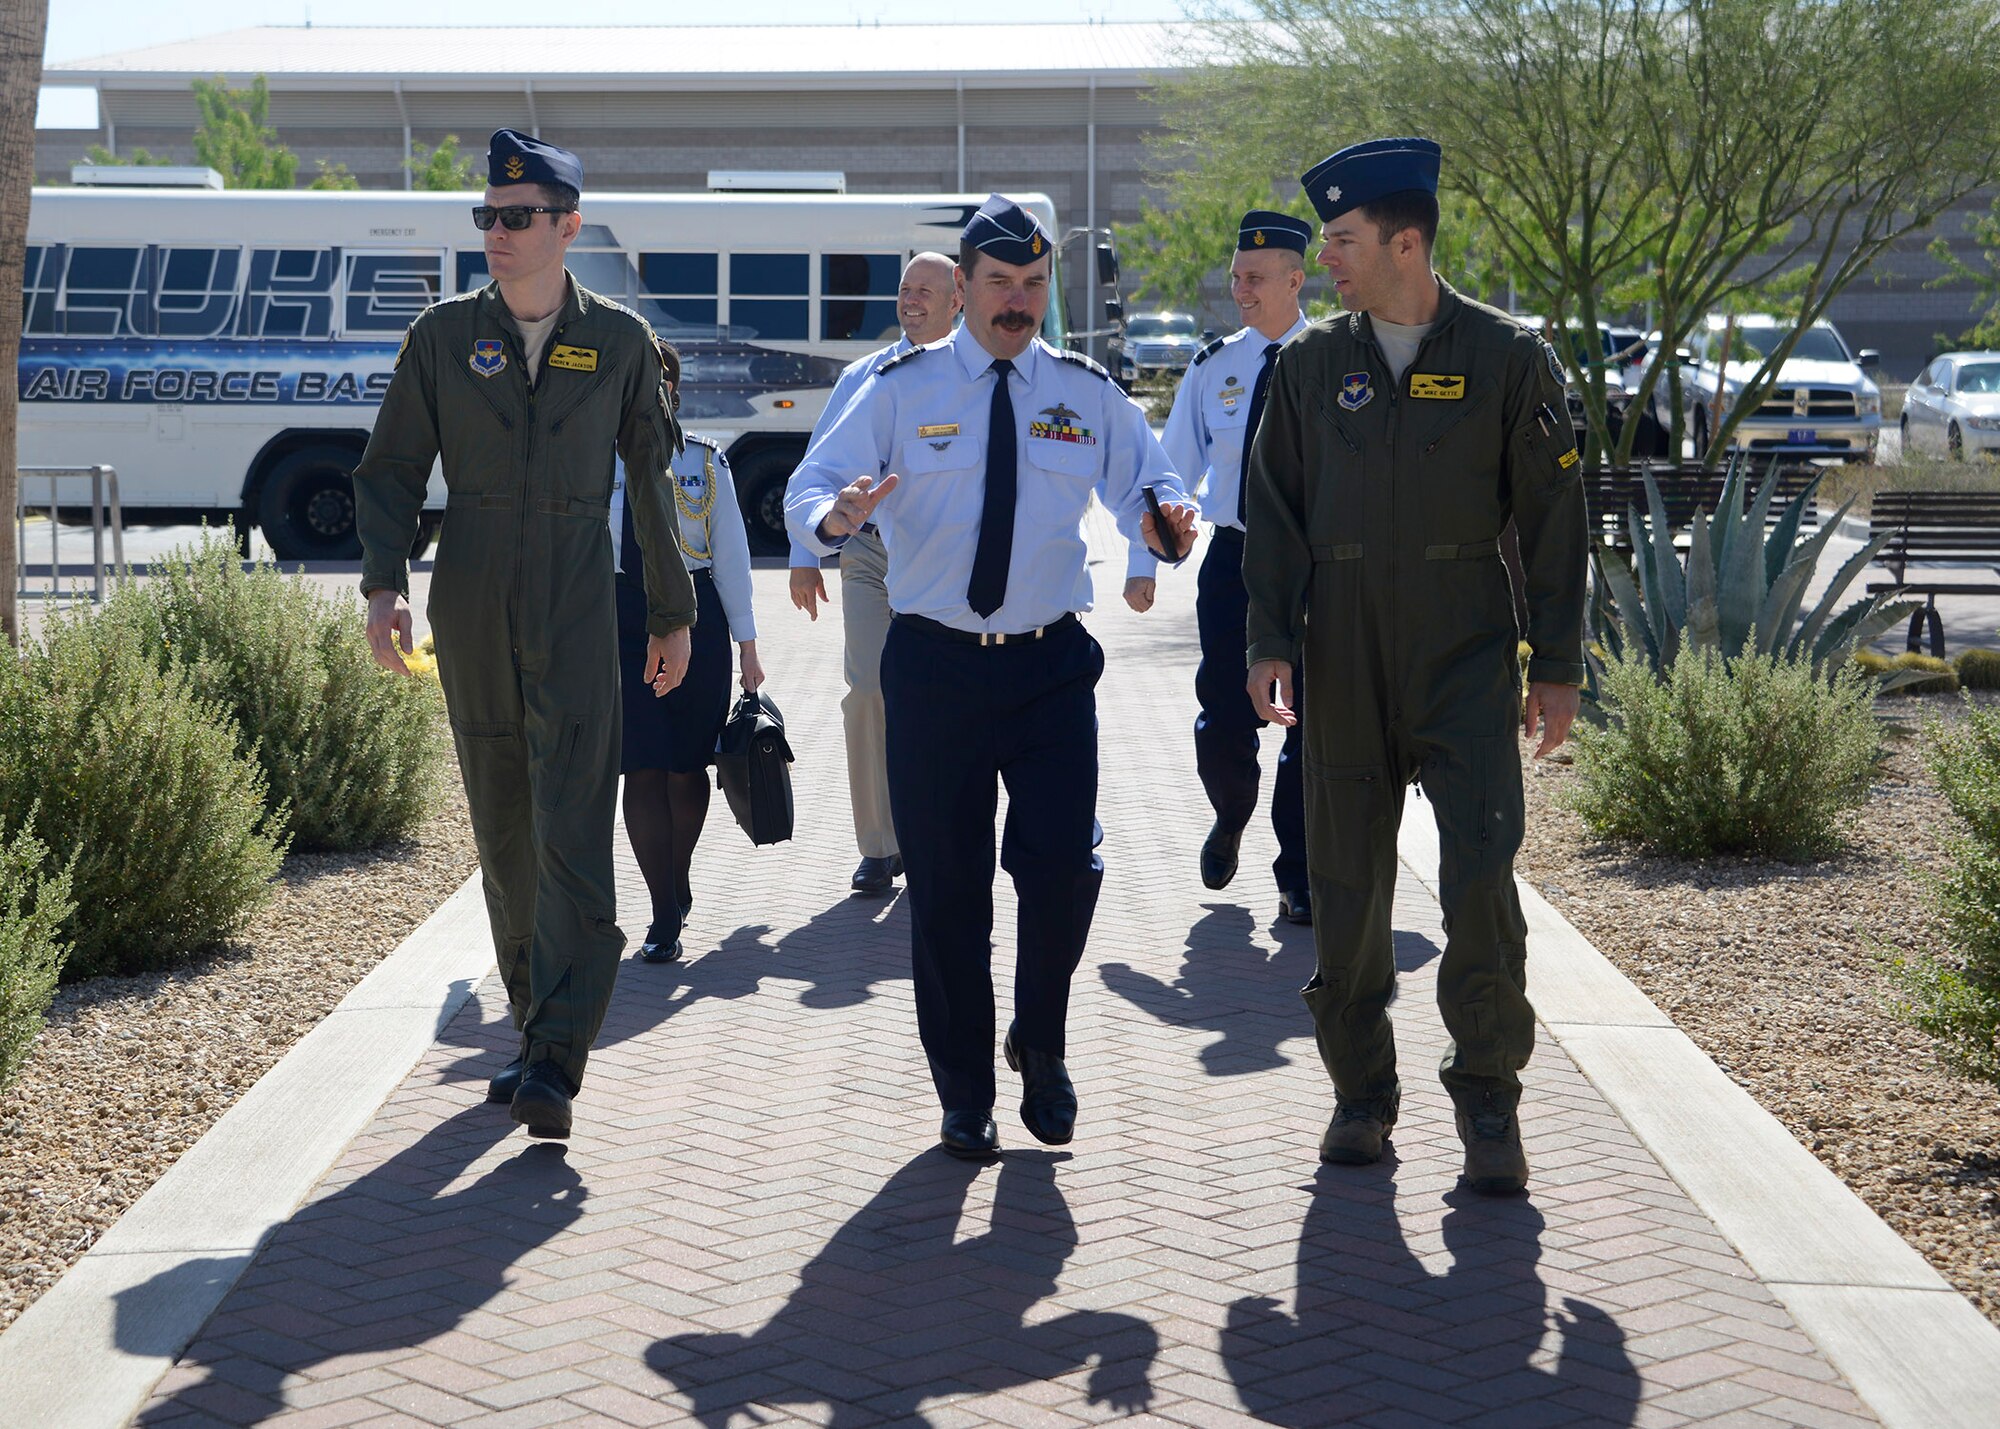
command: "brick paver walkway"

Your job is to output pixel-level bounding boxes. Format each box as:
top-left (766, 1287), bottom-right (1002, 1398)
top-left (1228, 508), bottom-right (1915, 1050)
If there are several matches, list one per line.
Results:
top-left (135, 515), bottom-right (1877, 1428)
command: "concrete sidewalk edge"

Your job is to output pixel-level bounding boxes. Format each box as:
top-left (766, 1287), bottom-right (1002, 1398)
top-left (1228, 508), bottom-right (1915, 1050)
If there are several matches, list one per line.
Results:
top-left (1395, 803), bottom-right (2000, 1429)
top-left (0, 871), bottom-right (492, 1429)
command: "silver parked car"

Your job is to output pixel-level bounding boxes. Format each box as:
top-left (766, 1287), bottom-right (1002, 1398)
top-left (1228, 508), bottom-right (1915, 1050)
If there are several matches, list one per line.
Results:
top-left (1900, 351), bottom-right (2000, 461)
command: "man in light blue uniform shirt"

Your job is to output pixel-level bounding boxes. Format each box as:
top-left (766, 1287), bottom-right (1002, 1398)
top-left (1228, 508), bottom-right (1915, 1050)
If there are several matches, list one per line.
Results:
top-left (786, 252), bottom-right (962, 898)
top-left (788, 195), bottom-right (1201, 1160)
top-left (1155, 210), bottom-right (1316, 925)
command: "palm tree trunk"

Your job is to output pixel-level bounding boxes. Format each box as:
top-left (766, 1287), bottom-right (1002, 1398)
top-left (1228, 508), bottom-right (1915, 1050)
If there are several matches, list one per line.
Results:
top-left (0, 0), bottom-right (52, 648)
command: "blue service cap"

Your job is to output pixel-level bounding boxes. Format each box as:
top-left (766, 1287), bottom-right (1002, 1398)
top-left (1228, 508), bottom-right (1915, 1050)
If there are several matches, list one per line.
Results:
top-left (487, 128), bottom-right (583, 194)
top-left (1237, 210), bottom-right (1313, 254)
top-left (963, 194), bottom-right (1053, 266)
top-left (1300, 138), bottom-right (1441, 223)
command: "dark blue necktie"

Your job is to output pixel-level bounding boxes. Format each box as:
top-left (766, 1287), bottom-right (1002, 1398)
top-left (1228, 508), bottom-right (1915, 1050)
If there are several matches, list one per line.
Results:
top-left (1237, 342), bottom-right (1283, 527)
top-left (968, 358), bottom-right (1017, 617)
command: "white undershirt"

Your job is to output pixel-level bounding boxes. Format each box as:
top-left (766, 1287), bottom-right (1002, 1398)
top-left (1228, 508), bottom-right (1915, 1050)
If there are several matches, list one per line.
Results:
top-left (514, 310), bottom-right (561, 385)
top-left (1372, 316), bottom-right (1435, 384)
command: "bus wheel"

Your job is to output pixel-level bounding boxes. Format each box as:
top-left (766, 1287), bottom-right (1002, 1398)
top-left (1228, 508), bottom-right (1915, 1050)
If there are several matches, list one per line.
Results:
top-left (259, 445), bottom-right (364, 562)
top-left (730, 446), bottom-right (802, 558)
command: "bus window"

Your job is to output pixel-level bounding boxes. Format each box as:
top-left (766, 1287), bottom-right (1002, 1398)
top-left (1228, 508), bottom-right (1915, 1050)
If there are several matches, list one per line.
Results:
top-left (456, 251), bottom-right (489, 294)
top-left (23, 244), bottom-right (62, 335)
top-left (822, 253), bottom-right (900, 343)
top-left (157, 247), bottom-right (241, 339)
top-left (1042, 257), bottom-right (1066, 349)
top-left (62, 245), bottom-right (148, 336)
top-left (342, 252), bottom-right (440, 336)
top-left (729, 252), bottom-right (808, 341)
top-left (567, 248), bottom-right (634, 306)
top-left (243, 248), bottom-right (336, 339)
top-left (638, 251), bottom-right (719, 333)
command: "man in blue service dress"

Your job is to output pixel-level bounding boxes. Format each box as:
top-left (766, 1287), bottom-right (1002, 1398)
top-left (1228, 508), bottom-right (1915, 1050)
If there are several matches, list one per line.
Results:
top-left (1153, 210), bottom-right (1316, 924)
top-left (787, 195), bottom-right (1202, 1160)
top-left (1243, 139), bottom-right (1587, 1194)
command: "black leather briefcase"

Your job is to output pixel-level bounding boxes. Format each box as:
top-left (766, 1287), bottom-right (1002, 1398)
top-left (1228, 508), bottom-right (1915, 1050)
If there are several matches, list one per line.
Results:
top-left (714, 689), bottom-right (795, 845)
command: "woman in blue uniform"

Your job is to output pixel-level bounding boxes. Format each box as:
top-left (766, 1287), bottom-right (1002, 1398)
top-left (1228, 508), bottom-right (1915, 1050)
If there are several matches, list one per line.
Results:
top-left (614, 341), bottom-right (764, 963)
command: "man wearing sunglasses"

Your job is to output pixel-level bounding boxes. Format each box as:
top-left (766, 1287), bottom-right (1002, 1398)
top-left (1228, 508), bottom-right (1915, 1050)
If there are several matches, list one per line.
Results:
top-left (353, 128), bottom-right (698, 1141)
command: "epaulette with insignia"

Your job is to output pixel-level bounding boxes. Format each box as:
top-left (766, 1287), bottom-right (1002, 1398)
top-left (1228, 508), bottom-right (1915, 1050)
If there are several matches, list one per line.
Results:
top-left (1190, 335), bottom-right (1228, 367)
top-left (1052, 348), bottom-right (1115, 383)
top-left (876, 346), bottom-right (932, 376)
top-left (683, 432), bottom-right (720, 452)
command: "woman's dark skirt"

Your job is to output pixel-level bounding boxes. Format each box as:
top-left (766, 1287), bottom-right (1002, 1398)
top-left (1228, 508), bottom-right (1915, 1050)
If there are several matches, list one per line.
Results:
top-left (617, 568), bottom-right (731, 774)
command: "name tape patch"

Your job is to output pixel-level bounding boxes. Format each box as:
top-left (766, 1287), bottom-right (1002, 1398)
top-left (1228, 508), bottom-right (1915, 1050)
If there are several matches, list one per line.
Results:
top-left (547, 344), bottom-right (598, 373)
top-left (917, 423), bottom-right (960, 438)
top-left (1409, 373), bottom-right (1466, 401)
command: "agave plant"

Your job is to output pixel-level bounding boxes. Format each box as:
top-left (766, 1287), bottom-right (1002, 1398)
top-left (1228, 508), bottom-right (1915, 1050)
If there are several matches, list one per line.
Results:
top-left (1589, 455), bottom-right (1919, 682)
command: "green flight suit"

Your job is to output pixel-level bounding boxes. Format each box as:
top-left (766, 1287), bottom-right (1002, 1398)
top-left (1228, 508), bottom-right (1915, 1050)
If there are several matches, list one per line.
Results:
top-left (354, 276), bottom-right (697, 1091)
top-left (1243, 278), bottom-right (1587, 1118)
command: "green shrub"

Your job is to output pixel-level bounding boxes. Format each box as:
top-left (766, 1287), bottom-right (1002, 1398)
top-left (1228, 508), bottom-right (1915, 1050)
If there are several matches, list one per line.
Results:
top-left (106, 529), bottom-right (446, 852)
top-left (1890, 700), bottom-right (2000, 1084)
top-left (0, 824), bottom-right (73, 1089)
top-left (1852, 649), bottom-right (1893, 677)
top-left (1953, 647), bottom-right (2000, 691)
top-left (1888, 652), bottom-right (1960, 695)
top-left (1566, 639), bottom-right (1880, 859)
top-left (0, 610), bottom-right (285, 980)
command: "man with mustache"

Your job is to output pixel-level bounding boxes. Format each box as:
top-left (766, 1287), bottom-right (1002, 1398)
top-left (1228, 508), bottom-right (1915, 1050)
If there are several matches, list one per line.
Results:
top-left (787, 195), bottom-right (1200, 1159)
top-left (785, 252), bottom-right (960, 898)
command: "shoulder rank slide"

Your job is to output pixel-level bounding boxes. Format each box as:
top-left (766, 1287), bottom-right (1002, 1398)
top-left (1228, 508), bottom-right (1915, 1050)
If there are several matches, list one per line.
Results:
top-left (1190, 335), bottom-right (1227, 367)
top-left (1052, 348), bottom-right (1114, 383)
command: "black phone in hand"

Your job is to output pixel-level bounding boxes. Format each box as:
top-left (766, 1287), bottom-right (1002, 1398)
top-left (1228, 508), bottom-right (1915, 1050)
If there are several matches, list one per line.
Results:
top-left (1142, 485), bottom-right (1182, 563)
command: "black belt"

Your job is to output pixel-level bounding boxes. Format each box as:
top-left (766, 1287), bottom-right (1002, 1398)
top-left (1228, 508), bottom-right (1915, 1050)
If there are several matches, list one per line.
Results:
top-left (859, 521), bottom-right (880, 537)
top-left (896, 612), bottom-right (1077, 647)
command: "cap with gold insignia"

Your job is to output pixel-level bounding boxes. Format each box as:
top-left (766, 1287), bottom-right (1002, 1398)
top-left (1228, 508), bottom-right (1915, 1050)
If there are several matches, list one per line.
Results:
top-left (1237, 209), bottom-right (1313, 254)
top-left (486, 128), bottom-right (584, 193)
top-left (963, 193), bottom-right (1053, 266)
top-left (1300, 137), bottom-right (1441, 223)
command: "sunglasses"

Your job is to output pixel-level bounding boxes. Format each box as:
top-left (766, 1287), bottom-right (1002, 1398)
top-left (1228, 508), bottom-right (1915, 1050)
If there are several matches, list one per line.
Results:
top-left (472, 205), bottom-right (575, 232)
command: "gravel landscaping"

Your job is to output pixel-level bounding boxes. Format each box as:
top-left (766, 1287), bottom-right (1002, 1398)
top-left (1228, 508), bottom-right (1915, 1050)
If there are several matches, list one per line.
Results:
top-left (0, 782), bottom-right (476, 1332)
top-left (1517, 693), bottom-right (2000, 1326)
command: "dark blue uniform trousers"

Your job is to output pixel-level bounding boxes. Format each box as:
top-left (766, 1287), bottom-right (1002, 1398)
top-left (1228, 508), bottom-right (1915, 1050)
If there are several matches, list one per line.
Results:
top-left (881, 616), bottom-right (1106, 1112)
top-left (1195, 527), bottom-right (1308, 891)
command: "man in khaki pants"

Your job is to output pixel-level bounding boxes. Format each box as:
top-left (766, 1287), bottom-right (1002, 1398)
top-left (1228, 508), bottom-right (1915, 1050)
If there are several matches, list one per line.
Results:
top-left (787, 252), bottom-right (961, 895)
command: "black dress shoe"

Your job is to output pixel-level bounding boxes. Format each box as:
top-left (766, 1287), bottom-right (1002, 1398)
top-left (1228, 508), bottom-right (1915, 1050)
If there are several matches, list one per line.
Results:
top-left (1279, 887), bottom-right (1313, 925)
top-left (1004, 1031), bottom-right (1077, 1146)
top-left (486, 1056), bottom-right (526, 1104)
top-left (639, 937), bottom-right (683, 964)
top-left (851, 854), bottom-right (904, 895)
top-left (939, 1109), bottom-right (999, 1159)
top-left (511, 1061), bottom-right (576, 1140)
top-left (1200, 820), bottom-right (1243, 891)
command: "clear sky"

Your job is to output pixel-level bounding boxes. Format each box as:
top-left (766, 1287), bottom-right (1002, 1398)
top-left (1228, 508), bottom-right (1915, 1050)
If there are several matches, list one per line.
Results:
top-left (40, 0), bottom-right (1194, 127)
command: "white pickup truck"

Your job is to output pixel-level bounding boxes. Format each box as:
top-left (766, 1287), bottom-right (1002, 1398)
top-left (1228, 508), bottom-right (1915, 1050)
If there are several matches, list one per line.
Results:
top-left (1682, 314), bottom-right (1883, 462)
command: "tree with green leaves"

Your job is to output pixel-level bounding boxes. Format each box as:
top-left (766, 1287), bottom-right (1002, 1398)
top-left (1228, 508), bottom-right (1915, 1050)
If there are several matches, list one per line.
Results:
top-left (1148, 0), bottom-right (2000, 465)
top-left (407, 134), bottom-right (480, 192)
top-left (82, 143), bottom-right (169, 167)
top-left (1926, 196), bottom-right (2000, 352)
top-left (192, 74), bottom-right (298, 189)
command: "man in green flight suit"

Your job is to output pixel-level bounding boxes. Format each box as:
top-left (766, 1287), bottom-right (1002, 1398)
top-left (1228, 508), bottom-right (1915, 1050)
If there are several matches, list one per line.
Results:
top-left (355, 129), bottom-right (698, 1140)
top-left (1243, 137), bottom-right (1588, 1194)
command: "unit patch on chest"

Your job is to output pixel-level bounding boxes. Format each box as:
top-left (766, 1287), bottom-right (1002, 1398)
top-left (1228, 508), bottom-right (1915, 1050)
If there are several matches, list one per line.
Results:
top-left (1409, 373), bottom-right (1466, 401)
top-left (1030, 402), bottom-right (1095, 445)
top-left (1337, 371), bottom-right (1374, 411)
top-left (547, 343), bottom-right (598, 373)
top-left (469, 339), bottom-right (507, 378)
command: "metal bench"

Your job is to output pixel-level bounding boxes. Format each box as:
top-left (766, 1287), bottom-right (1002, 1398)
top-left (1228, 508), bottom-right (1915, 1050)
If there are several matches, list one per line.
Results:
top-left (1865, 489), bottom-right (2000, 656)
top-left (1582, 463), bottom-right (1820, 551)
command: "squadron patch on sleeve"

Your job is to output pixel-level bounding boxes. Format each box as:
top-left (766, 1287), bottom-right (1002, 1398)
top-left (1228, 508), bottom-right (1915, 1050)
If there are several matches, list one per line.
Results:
top-left (394, 326), bottom-right (412, 370)
top-left (1540, 339), bottom-right (1567, 386)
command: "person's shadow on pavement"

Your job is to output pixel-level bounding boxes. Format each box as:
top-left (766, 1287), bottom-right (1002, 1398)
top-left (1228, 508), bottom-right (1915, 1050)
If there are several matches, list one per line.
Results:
top-left (1103, 912), bottom-right (1443, 1077)
top-left (1223, 1167), bottom-right (1638, 1425)
top-left (436, 892), bottom-right (912, 1093)
top-left (127, 1107), bottom-right (583, 1425)
top-left (646, 1150), bottom-right (1159, 1425)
